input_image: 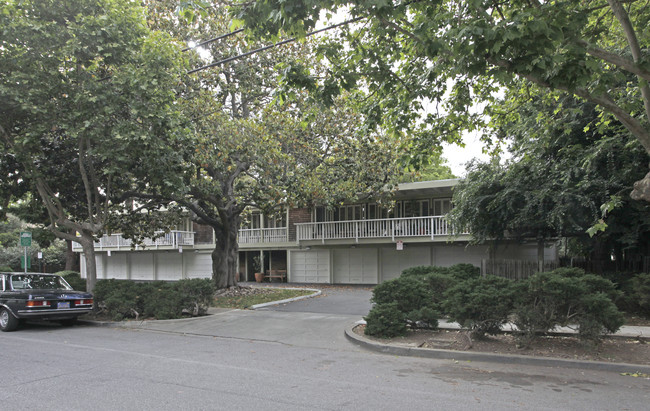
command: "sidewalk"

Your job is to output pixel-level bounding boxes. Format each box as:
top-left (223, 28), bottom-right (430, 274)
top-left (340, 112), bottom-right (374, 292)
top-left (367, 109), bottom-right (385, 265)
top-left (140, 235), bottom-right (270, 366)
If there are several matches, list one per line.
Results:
top-left (434, 319), bottom-right (650, 339)
top-left (345, 319), bottom-right (650, 374)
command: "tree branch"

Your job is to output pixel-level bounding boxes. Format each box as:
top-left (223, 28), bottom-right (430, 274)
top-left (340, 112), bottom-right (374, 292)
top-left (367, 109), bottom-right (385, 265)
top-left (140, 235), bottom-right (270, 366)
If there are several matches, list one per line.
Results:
top-left (607, 0), bottom-right (650, 134)
top-left (577, 40), bottom-right (650, 82)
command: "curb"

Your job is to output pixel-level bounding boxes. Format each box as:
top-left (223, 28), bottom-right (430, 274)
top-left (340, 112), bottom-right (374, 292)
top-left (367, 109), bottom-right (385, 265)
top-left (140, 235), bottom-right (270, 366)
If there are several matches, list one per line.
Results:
top-left (77, 288), bottom-right (322, 326)
top-left (345, 323), bottom-right (650, 374)
top-left (251, 288), bottom-right (321, 309)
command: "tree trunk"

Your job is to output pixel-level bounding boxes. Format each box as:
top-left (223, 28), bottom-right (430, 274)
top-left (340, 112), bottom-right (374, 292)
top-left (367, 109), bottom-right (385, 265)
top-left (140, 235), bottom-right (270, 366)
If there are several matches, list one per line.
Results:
top-left (537, 236), bottom-right (545, 273)
top-left (64, 239), bottom-right (79, 272)
top-left (211, 215), bottom-right (240, 289)
top-left (77, 236), bottom-right (97, 292)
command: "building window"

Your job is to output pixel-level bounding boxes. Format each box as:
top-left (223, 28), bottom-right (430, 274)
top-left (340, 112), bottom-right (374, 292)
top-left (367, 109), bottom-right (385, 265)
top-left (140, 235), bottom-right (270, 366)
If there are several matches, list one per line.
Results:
top-left (432, 199), bottom-right (452, 216)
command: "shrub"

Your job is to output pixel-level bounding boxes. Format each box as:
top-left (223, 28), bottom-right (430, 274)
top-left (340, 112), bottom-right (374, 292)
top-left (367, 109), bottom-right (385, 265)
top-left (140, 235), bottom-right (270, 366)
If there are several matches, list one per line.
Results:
top-left (401, 266), bottom-right (441, 277)
top-left (93, 279), bottom-right (215, 321)
top-left (443, 276), bottom-right (516, 338)
top-left (364, 302), bottom-right (407, 337)
top-left (626, 273), bottom-right (650, 317)
top-left (446, 263), bottom-right (481, 281)
top-left (370, 275), bottom-right (440, 334)
top-left (0, 264), bottom-right (14, 272)
top-left (57, 271), bottom-right (86, 291)
top-left (372, 276), bottom-right (434, 313)
top-left (176, 278), bottom-right (216, 316)
top-left (513, 270), bottom-right (624, 346)
top-left (401, 264), bottom-right (480, 281)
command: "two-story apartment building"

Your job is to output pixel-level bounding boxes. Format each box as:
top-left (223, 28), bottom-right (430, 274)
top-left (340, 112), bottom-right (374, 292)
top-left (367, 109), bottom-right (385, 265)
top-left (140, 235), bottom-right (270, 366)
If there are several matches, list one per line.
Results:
top-left (75, 179), bottom-right (557, 284)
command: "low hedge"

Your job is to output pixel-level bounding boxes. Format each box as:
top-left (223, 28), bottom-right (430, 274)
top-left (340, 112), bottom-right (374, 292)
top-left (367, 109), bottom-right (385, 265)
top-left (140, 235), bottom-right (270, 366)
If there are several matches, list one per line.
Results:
top-left (365, 265), bottom-right (626, 346)
top-left (93, 278), bottom-right (215, 321)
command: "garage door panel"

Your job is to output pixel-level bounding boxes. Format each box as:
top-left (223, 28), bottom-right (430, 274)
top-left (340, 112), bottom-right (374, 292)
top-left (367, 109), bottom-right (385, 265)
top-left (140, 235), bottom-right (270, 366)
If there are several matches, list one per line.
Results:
top-left (290, 250), bottom-right (330, 283)
top-left (333, 248), bottom-right (378, 284)
top-left (381, 246), bottom-right (430, 281)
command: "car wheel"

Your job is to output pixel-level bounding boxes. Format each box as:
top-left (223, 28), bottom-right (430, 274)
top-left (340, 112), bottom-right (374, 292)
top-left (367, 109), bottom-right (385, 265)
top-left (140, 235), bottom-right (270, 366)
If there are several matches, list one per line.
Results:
top-left (0, 308), bottom-right (19, 332)
top-left (59, 318), bottom-right (78, 327)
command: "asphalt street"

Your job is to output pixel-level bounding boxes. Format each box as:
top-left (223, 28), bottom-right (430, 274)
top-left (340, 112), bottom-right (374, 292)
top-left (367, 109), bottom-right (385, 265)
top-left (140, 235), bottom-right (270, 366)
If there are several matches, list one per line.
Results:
top-left (1, 286), bottom-right (649, 410)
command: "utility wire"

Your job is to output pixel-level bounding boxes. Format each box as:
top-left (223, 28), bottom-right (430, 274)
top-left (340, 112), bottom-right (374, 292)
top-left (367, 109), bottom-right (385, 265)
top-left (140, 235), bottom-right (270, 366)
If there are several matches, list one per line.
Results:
top-left (187, 16), bottom-right (365, 74)
top-left (181, 28), bottom-right (245, 52)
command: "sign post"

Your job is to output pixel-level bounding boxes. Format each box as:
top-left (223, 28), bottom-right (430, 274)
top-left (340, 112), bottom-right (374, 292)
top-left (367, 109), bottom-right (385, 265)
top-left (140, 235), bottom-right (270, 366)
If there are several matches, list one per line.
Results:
top-left (19, 231), bottom-right (32, 273)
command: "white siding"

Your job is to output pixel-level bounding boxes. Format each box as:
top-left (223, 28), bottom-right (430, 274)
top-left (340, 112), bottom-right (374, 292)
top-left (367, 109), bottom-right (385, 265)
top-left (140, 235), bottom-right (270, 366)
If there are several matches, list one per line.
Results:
top-left (290, 250), bottom-right (330, 283)
top-left (433, 245), bottom-right (488, 267)
top-left (184, 253), bottom-right (212, 279)
top-left (493, 243), bottom-right (558, 261)
top-left (130, 253), bottom-right (155, 281)
top-left (333, 248), bottom-right (378, 284)
top-left (156, 253), bottom-right (182, 281)
top-left (380, 245), bottom-right (431, 281)
top-left (105, 253), bottom-right (128, 279)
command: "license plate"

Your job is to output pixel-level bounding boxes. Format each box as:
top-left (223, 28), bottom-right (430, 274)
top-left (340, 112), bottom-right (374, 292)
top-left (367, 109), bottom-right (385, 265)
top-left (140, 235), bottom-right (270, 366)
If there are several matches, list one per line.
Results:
top-left (57, 302), bottom-right (70, 309)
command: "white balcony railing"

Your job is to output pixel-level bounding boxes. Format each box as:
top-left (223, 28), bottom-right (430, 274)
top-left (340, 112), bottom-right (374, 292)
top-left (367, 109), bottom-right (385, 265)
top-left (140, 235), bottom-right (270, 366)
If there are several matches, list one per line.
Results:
top-left (238, 227), bottom-right (288, 244)
top-left (295, 216), bottom-right (466, 242)
top-left (72, 230), bottom-right (195, 251)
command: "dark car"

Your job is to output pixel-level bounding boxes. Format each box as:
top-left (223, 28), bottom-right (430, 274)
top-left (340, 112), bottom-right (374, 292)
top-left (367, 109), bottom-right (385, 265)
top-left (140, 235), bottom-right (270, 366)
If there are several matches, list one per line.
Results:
top-left (0, 272), bottom-right (93, 332)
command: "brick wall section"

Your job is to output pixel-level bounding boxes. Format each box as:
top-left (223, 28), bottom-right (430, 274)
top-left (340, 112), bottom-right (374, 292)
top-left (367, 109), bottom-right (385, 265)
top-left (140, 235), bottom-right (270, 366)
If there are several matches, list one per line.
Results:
top-left (288, 208), bottom-right (311, 241)
top-left (194, 222), bottom-right (214, 244)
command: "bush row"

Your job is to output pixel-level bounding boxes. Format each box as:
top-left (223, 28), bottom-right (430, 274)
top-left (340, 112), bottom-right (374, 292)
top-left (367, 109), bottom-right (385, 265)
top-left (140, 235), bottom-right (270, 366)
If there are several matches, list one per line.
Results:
top-left (92, 279), bottom-right (215, 321)
top-left (365, 265), bottom-right (631, 346)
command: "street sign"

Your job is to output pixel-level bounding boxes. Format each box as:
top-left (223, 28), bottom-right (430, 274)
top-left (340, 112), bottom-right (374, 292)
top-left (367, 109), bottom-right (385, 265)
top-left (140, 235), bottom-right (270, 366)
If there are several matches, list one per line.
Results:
top-left (21, 255), bottom-right (31, 269)
top-left (20, 231), bottom-right (32, 247)
top-left (396, 240), bottom-right (404, 250)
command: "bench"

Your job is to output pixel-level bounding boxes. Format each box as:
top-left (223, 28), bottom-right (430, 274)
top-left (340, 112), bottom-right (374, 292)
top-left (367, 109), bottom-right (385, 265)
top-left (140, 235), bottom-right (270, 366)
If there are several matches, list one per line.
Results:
top-left (265, 269), bottom-right (287, 282)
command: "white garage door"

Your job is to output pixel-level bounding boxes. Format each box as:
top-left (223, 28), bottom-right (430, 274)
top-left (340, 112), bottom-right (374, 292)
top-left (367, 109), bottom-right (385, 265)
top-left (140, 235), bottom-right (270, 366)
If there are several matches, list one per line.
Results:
top-left (290, 250), bottom-right (330, 283)
top-left (380, 245), bottom-right (431, 282)
top-left (433, 245), bottom-right (488, 267)
top-left (184, 253), bottom-right (212, 279)
top-left (333, 248), bottom-right (378, 284)
top-left (130, 253), bottom-right (154, 281)
top-left (156, 253), bottom-right (183, 280)
top-left (105, 253), bottom-right (128, 279)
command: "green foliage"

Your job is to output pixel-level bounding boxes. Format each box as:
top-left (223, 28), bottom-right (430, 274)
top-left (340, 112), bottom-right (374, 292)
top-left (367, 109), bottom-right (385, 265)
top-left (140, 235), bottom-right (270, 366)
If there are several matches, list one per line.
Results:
top-left (450, 92), bottom-right (650, 262)
top-left (92, 279), bottom-right (215, 321)
top-left (366, 264), bottom-right (485, 337)
top-left (513, 269), bottom-right (624, 346)
top-left (400, 265), bottom-right (440, 277)
top-left (621, 273), bottom-right (650, 317)
top-left (364, 302), bottom-right (407, 338)
top-left (443, 276), bottom-right (517, 338)
top-left (57, 271), bottom-right (86, 291)
top-left (0, 265), bottom-right (13, 272)
top-left (371, 276), bottom-right (434, 316)
top-left (1, 0), bottom-right (188, 291)
top-left (136, 2), bottom-right (405, 289)
top-left (230, 0), bottom-right (650, 181)
top-left (401, 264), bottom-right (480, 281)
top-left (213, 289), bottom-right (313, 309)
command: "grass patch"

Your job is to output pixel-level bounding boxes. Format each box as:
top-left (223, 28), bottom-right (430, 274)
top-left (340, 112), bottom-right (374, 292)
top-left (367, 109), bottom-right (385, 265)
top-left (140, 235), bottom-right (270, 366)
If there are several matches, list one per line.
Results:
top-left (213, 288), bottom-right (314, 309)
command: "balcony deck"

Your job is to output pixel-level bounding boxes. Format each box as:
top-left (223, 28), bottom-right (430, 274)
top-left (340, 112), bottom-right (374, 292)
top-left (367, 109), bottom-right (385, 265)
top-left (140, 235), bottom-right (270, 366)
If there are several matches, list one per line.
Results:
top-left (71, 230), bottom-right (195, 251)
top-left (72, 228), bottom-right (289, 251)
top-left (296, 216), bottom-right (466, 243)
top-left (71, 216), bottom-right (465, 252)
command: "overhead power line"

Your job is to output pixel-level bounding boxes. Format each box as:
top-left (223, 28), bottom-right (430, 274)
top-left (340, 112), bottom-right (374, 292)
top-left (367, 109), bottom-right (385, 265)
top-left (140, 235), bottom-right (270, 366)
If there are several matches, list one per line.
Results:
top-left (187, 16), bottom-right (366, 74)
top-left (181, 28), bottom-right (245, 52)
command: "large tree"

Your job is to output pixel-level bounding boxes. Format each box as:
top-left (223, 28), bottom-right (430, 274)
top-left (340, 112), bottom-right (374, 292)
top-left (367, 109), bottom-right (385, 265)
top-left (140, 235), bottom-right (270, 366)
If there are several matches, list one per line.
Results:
top-left (135, 1), bottom-right (405, 288)
top-left (449, 90), bottom-right (650, 268)
top-left (0, 0), bottom-right (187, 291)
top-left (229, 0), bottom-right (650, 201)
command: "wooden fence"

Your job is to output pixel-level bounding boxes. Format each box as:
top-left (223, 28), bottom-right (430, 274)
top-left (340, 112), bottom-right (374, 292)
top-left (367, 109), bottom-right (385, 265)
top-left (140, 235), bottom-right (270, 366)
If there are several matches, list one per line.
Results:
top-left (481, 259), bottom-right (559, 280)
top-left (482, 256), bottom-right (650, 280)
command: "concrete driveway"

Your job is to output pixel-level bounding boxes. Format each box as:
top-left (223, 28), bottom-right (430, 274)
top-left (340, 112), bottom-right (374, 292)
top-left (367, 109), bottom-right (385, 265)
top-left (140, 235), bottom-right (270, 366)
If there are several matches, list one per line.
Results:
top-left (256, 284), bottom-right (374, 316)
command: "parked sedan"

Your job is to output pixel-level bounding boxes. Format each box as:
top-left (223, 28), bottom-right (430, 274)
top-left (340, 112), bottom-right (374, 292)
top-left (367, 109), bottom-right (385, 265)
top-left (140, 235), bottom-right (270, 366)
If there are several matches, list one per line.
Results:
top-left (0, 272), bottom-right (93, 331)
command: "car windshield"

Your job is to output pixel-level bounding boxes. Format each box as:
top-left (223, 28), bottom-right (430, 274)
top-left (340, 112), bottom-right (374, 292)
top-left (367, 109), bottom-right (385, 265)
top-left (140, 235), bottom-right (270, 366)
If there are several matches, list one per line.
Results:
top-left (10, 274), bottom-right (73, 290)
